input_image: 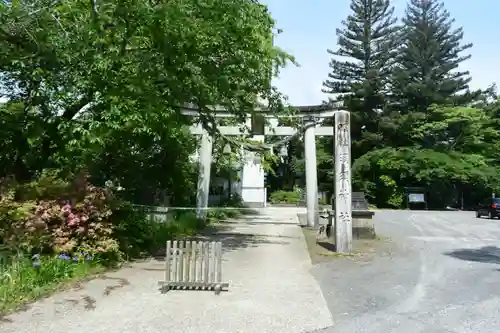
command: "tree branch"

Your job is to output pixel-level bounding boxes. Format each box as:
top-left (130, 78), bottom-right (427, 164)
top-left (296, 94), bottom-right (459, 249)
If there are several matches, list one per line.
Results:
top-left (61, 93), bottom-right (94, 120)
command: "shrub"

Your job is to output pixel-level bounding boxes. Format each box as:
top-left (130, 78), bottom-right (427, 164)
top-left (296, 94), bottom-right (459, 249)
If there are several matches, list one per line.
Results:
top-left (0, 171), bottom-right (213, 314)
top-left (111, 202), bottom-right (177, 258)
top-left (0, 170), bottom-right (213, 263)
top-left (171, 211), bottom-right (205, 234)
top-left (206, 208), bottom-right (239, 222)
top-left (111, 202), bottom-right (155, 257)
top-left (0, 171), bottom-right (120, 260)
top-left (217, 194), bottom-right (244, 208)
top-left (319, 196), bottom-right (329, 205)
top-left (269, 190), bottom-right (301, 204)
top-left (112, 203), bottom-right (207, 258)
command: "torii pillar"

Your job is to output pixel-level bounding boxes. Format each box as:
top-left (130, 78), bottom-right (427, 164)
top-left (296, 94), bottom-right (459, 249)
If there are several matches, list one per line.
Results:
top-left (196, 130), bottom-right (213, 219)
top-left (240, 116), bottom-right (266, 207)
top-left (304, 117), bottom-right (319, 227)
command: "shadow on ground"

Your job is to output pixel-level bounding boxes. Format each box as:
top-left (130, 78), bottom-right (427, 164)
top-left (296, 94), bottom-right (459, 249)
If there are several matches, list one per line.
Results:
top-left (237, 208), bottom-right (262, 216)
top-left (152, 211), bottom-right (295, 260)
top-left (199, 223), bottom-right (293, 254)
top-left (317, 241), bottom-right (336, 252)
top-left (221, 215), bottom-right (275, 222)
top-left (444, 246), bottom-right (500, 264)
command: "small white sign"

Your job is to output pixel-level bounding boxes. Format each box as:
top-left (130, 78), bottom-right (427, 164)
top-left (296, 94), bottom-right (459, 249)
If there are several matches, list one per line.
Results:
top-left (408, 193), bottom-right (425, 203)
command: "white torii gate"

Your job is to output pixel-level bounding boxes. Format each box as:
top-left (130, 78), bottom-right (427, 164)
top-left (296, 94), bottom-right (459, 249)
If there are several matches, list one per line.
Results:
top-left (183, 105), bottom-right (353, 253)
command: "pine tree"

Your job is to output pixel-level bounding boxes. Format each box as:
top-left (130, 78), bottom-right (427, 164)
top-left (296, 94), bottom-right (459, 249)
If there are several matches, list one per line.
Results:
top-left (391, 0), bottom-right (474, 114)
top-left (322, 0), bottom-right (399, 159)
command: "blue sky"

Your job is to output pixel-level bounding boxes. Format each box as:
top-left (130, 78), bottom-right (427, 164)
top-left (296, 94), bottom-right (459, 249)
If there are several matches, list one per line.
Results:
top-left (263, 0), bottom-right (500, 105)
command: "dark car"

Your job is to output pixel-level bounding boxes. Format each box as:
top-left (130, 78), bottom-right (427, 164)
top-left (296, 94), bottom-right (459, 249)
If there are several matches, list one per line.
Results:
top-left (476, 198), bottom-right (500, 218)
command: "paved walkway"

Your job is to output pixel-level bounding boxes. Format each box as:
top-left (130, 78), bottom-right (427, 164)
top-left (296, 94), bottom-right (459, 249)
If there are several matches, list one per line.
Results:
top-left (1, 207), bottom-right (332, 333)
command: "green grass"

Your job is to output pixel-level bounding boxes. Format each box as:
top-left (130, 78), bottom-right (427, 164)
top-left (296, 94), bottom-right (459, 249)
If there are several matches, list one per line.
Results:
top-left (206, 207), bottom-right (242, 222)
top-left (0, 253), bottom-right (105, 315)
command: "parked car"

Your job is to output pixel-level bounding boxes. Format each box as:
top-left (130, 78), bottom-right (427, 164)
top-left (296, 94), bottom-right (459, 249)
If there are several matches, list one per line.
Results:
top-left (476, 198), bottom-right (500, 218)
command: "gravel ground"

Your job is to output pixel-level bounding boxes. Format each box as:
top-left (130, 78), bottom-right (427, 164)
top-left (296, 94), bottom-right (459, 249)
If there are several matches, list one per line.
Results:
top-left (311, 210), bottom-right (500, 333)
top-left (0, 207), bottom-right (332, 333)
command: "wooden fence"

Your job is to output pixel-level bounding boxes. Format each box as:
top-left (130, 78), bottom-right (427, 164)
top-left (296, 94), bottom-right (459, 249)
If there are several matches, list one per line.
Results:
top-left (159, 240), bottom-right (229, 295)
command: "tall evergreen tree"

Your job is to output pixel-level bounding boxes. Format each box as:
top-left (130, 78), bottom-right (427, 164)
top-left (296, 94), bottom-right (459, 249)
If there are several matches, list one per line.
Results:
top-left (322, 0), bottom-right (399, 160)
top-left (391, 0), bottom-right (474, 114)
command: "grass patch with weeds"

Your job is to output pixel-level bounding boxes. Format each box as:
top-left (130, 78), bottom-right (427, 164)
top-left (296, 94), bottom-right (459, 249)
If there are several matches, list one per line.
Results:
top-left (0, 252), bottom-right (105, 315)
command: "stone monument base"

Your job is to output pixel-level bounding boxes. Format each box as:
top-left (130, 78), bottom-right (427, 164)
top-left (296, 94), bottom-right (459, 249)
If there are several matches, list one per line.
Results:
top-left (352, 210), bottom-right (376, 240)
top-left (318, 209), bottom-right (376, 241)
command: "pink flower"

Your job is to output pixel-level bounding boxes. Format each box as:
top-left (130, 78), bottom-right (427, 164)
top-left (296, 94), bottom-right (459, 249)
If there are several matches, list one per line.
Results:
top-left (67, 213), bottom-right (80, 227)
top-left (61, 204), bottom-right (72, 216)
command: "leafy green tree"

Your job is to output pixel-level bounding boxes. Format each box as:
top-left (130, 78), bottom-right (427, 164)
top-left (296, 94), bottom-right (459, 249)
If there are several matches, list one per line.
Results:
top-left (322, 0), bottom-right (399, 160)
top-left (313, 0), bottom-right (500, 209)
top-left (353, 103), bottom-right (500, 208)
top-left (410, 106), bottom-right (500, 153)
top-left (353, 147), bottom-right (500, 209)
top-left (0, 0), bottom-right (293, 204)
top-left (391, 0), bottom-right (476, 114)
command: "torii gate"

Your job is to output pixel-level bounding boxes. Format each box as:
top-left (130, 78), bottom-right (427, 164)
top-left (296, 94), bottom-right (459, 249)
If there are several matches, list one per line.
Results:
top-left (182, 105), bottom-right (353, 253)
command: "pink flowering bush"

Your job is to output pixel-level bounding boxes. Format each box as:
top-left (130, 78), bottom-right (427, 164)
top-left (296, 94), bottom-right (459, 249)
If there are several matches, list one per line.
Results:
top-left (0, 171), bottom-right (120, 259)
